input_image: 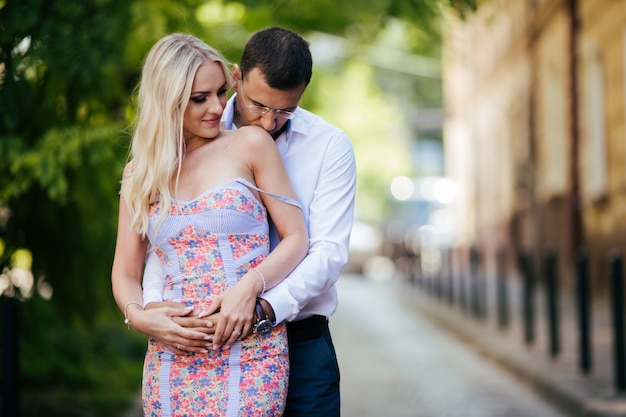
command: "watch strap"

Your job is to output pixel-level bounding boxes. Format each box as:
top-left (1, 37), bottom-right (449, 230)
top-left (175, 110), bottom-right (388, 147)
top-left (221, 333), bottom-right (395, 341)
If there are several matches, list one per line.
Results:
top-left (255, 300), bottom-right (267, 321)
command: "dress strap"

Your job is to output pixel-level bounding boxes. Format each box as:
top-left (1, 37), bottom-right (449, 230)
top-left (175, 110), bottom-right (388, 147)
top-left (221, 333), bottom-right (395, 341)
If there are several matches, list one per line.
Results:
top-left (235, 178), bottom-right (302, 210)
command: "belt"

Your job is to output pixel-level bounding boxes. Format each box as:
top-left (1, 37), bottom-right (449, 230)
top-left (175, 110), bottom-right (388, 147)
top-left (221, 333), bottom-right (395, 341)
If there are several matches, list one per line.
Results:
top-left (286, 315), bottom-right (328, 342)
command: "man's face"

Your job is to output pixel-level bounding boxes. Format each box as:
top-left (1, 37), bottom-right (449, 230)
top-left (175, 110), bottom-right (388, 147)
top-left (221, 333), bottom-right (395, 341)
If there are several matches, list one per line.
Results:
top-left (232, 65), bottom-right (305, 137)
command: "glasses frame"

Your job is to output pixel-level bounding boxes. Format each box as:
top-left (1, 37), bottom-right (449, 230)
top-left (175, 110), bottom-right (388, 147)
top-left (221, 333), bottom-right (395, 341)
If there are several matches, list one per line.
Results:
top-left (238, 82), bottom-right (296, 120)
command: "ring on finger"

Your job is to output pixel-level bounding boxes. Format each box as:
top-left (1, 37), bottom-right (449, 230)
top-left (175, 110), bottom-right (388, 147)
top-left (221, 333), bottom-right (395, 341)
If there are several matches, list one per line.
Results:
top-left (177, 343), bottom-right (181, 350)
top-left (233, 329), bottom-right (242, 336)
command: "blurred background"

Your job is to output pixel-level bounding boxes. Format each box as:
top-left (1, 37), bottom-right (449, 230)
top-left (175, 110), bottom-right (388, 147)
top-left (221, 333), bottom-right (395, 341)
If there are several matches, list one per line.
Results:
top-left (2, 0), bottom-right (626, 415)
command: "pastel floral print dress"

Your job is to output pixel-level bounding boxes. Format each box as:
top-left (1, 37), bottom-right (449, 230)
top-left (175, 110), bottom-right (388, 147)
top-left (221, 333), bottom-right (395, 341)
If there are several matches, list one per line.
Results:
top-left (142, 178), bottom-right (300, 417)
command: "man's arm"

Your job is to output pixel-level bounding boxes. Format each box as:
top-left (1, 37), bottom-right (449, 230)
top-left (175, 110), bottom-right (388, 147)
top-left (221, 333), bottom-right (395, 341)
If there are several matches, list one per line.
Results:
top-left (262, 132), bottom-right (356, 323)
top-left (143, 249), bottom-right (164, 306)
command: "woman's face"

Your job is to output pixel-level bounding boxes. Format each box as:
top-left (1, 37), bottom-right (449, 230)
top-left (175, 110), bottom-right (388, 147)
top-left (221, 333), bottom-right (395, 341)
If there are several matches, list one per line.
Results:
top-left (183, 61), bottom-right (229, 141)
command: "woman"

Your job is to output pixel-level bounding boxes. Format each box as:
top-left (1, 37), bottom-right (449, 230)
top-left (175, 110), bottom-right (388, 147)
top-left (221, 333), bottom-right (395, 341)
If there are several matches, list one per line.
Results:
top-left (111, 33), bottom-right (309, 416)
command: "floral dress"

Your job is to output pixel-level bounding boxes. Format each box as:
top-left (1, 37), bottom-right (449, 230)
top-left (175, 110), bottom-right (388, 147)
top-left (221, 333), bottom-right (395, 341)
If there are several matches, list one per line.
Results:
top-left (142, 178), bottom-right (299, 417)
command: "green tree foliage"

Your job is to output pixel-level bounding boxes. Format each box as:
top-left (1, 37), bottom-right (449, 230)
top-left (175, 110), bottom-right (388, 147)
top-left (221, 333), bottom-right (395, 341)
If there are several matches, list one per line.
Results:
top-left (0, 0), bottom-right (477, 415)
top-left (0, 1), bottom-right (145, 414)
top-left (233, 0), bottom-right (476, 49)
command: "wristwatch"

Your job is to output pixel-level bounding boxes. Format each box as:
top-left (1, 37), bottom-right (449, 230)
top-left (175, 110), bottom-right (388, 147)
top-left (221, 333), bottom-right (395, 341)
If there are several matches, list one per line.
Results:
top-left (254, 299), bottom-right (272, 336)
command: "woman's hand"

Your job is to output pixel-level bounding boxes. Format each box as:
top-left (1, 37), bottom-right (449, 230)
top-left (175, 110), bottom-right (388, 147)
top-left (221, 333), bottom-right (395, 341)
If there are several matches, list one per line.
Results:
top-left (199, 283), bottom-right (257, 350)
top-left (131, 301), bottom-right (214, 354)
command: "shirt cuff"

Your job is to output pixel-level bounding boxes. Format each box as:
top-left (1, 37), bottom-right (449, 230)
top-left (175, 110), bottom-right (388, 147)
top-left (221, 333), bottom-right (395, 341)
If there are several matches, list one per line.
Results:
top-left (262, 283), bottom-right (299, 324)
top-left (142, 289), bottom-right (163, 307)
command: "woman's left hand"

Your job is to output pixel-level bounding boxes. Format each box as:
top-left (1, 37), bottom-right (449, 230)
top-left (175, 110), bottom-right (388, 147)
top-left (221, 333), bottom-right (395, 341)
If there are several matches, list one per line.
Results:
top-left (200, 285), bottom-right (256, 350)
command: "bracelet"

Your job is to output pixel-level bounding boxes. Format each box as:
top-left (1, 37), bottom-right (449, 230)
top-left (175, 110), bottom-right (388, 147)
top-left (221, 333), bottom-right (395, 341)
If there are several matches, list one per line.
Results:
top-left (123, 301), bottom-right (144, 330)
top-left (251, 267), bottom-right (266, 296)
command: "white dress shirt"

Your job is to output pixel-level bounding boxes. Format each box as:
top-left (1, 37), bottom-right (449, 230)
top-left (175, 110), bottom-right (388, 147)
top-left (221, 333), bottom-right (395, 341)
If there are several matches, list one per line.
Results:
top-left (221, 95), bottom-right (357, 323)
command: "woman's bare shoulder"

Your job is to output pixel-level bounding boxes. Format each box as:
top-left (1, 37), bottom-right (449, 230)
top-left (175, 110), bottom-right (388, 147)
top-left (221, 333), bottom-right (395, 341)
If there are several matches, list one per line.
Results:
top-left (234, 125), bottom-right (273, 144)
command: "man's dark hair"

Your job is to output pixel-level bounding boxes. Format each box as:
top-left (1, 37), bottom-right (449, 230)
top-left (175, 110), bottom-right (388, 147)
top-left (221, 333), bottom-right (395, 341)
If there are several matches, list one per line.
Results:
top-left (240, 27), bottom-right (313, 90)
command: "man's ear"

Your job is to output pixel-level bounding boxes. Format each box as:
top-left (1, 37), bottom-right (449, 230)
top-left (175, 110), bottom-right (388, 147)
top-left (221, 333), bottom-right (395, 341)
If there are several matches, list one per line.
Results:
top-left (232, 64), bottom-right (242, 90)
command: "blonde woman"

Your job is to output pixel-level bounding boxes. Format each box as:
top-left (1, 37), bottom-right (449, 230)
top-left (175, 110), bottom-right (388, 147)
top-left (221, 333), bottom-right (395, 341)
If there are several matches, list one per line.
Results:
top-left (111, 33), bottom-right (308, 416)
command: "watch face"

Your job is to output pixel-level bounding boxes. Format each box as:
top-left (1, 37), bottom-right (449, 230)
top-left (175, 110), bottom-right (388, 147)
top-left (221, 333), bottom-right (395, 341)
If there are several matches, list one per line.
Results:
top-left (256, 320), bottom-right (272, 336)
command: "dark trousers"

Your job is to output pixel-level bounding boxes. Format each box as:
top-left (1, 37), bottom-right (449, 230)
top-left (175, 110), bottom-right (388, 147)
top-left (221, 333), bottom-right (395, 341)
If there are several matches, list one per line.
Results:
top-left (284, 316), bottom-right (340, 417)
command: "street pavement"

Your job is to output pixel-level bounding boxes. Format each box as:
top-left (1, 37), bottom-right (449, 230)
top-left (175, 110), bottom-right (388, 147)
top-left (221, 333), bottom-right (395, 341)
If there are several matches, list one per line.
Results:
top-left (123, 271), bottom-right (617, 417)
top-left (333, 273), bottom-right (569, 417)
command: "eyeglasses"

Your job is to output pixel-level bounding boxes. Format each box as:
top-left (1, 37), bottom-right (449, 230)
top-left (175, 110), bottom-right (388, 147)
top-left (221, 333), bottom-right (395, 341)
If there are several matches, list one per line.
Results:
top-left (239, 84), bottom-right (296, 120)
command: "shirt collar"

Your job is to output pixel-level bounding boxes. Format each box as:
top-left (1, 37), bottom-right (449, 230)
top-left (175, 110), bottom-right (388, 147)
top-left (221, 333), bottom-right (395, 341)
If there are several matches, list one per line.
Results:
top-left (221, 94), bottom-right (237, 131)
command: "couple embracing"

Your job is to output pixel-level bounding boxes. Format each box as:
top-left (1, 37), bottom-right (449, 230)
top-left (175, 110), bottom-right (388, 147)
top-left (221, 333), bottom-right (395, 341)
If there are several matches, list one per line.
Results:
top-left (111, 26), bottom-right (356, 417)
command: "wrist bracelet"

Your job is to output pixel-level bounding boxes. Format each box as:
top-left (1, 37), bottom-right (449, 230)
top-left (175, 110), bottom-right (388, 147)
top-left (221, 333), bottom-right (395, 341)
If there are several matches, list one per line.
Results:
top-left (123, 301), bottom-right (144, 330)
top-left (251, 267), bottom-right (266, 296)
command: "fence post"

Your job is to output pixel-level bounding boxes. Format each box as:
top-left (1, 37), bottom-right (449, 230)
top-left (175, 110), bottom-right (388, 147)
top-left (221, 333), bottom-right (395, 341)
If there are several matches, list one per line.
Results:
top-left (610, 250), bottom-right (626, 392)
top-left (470, 247), bottom-right (485, 319)
top-left (520, 252), bottom-right (535, 345)
top-left (576, 248), bottom-right (592, 374)
top-left (458, 249), bottom-right (468, 313)
top-left (544, 249), bottom-right (560, 358)
top-left (445, 248), bottom-right (455, 306)
top-left (496, 250), bottom-right (509, 330)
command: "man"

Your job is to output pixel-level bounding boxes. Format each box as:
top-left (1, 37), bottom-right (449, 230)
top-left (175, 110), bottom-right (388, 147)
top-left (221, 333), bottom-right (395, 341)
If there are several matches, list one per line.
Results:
top-left (224, 27), bottom-right (356, 415)
top-left (132, 27), bottom-right (356, 416)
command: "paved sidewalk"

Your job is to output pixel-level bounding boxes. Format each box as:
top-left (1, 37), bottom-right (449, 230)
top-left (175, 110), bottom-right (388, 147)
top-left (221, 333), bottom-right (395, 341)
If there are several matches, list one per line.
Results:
top-left (394, 275), bottom-right (626, 417)
top-left (334, 275), bottom-right (569, 417)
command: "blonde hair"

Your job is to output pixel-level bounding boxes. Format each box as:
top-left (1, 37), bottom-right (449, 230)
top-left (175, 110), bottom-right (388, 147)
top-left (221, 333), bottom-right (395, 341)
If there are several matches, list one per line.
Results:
top-left (121, 33), bottom-right (233, 236)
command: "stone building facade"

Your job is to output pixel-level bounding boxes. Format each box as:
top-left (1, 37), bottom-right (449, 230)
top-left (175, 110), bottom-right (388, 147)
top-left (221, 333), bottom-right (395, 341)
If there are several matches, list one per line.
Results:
top-left (443, 0), bottom-right (626, 291)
